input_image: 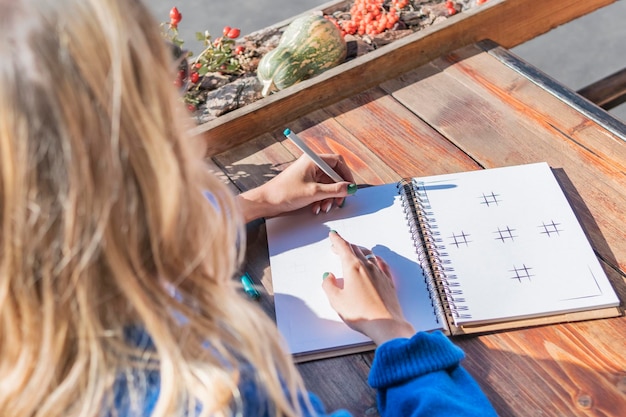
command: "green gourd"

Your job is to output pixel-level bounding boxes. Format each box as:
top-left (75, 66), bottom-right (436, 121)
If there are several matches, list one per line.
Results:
top-left (257, 15), bottom-right (347, 96)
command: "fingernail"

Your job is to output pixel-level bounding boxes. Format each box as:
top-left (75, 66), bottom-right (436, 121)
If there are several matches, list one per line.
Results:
top-left (347, 183), bottom-right (357, 195)
top-left (314, 205), bottom-right (321, 215)
top-left (325, 203), bottom-right (332, 213)
top-left (339, 198), bottom-right (346, 208)
top-left (329, 229), bottom-right (337, 234)
top-left (322, 272), bottom-right (330, 280)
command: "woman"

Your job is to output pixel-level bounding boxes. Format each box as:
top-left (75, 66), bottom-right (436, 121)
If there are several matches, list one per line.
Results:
top-left (0, 0), bottom-right (497, 416)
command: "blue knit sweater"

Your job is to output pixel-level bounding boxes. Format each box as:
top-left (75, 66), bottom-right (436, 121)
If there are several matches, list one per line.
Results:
top-left (364, 331), bottom-right (497, 416)
top-left (112, 330), bottom-right (497, 416)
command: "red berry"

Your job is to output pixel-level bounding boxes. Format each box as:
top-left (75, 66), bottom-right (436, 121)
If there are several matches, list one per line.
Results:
top-left (235, 45), bottom-right (245, 55)
top-left (222, 26), bottom-right (231, 36)
top-left (190, 72), bottom-right (200, 83)
top-left (226, 27), bottom-right (241, 39)
top-left (187, 104), bottom-right (196, 112)
top-left (446, 1), bottom-right (457, 15)
top-left (194, 62), bottom-right (202, 69)
top-left (169, 7), bottom-right (182, 27)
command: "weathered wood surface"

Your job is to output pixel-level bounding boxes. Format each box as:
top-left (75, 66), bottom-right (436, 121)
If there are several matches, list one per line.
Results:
top-left (193, 0), bottom-right (617, 155)
top-left (212, 42), bottom-right (626, 416)
top-left (578, 67), bottom-right (626, 110)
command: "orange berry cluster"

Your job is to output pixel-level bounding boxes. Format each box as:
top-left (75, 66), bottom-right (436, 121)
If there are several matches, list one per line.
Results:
top-left (445, 1), bottom-right (457, 15)
top-left (339, 0), bottom-right (409, 37)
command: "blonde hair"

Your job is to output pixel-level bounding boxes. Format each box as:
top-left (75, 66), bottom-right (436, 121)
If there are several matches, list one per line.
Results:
top-left (0, 0), bottom-right (307, 415)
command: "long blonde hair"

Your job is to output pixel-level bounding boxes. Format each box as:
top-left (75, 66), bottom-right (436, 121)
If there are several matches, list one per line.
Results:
top-left (0, 0), bottom-right (307, 415)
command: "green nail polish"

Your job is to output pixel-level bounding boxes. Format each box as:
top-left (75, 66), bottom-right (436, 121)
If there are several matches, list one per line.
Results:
top-left (347, 183), bottom-right (357, 195)
top-left (329, 229), bottom-right (337, 234)
top-left (322, 272), bottom-right (330, 280)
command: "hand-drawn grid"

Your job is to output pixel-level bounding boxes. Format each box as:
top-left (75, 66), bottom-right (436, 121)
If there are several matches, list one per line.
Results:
top-left (479, 191), bottom-right (501, 207)
top-left (510, 264), bottom-right (534, 283)
top-left (448, 231), bottom-right (471, 248)
top-left (539, 220), bottom-right (563, 237)
top-left (432, 185), bottom-right (559, 291)
top-left (494, 226), bottom-right (517, 243)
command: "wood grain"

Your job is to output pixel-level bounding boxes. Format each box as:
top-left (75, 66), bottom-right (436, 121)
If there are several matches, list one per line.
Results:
top-left (193, 0), bottom-right (617, 154)
top-left (284, 111), bottom-right (399, 185)
top-left (209, 42), bottom-right (626, 417)
top-left (323, 86), bottom-right (483, 177)
top-left (459, 312), bottom-right (626, 416)
top-left (380, 44), bottom-right (626, 274)
top-left (578, 67), bottom-right (626, 110)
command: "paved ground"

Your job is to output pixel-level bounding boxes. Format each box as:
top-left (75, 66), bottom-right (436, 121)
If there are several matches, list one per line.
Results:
top-left (147, 0), bottom-right (626, 120)
top-left (513, 0), bottom-right (626, 120)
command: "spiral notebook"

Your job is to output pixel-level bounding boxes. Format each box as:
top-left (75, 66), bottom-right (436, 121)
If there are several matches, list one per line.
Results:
top-left (266, 163), bottom-right (621, 362)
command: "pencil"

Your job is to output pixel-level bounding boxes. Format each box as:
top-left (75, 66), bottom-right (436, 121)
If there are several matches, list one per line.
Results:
top-left (283, 128), bottom-right (345, 183)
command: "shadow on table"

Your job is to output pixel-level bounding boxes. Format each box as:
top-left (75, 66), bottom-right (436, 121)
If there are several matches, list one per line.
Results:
top-left (456, 331), bottom-right (626, 417)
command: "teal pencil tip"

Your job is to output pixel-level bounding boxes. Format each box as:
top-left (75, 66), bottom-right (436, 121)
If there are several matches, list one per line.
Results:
top-left (283, 128), bottom-right (291, 136)
top-left (241, 272), bottom-right (261, 300)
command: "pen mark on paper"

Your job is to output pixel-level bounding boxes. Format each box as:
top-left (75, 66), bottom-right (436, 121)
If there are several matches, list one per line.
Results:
top-left (449, 231), bottom-right (471, 248)
top-left (510, 264), bottom-right (534, 283)
top-left (539, 220), bottom-right (563, 237)
top-left (479, 191), bottom-right (501, 207)
top-left (494, 226), bottom-right (517, 243)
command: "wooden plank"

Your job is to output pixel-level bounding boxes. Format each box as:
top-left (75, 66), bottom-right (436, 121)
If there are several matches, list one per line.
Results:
top-left (297, 354), bottom-right (377, 415)
top-left (379, 50), bottom-right (626, 415)
top-left (429, 43), bottom-right (626, 186)
top-left (458, 303), bottom-right (626, 416)
top-left (322, 86), bottom-right (482, 177)
top-left (204, 157), bottom-right (240, 193)
top-left (212, 133), bottom-right (296, 192)
top-left (578, 67), bottom-right (626, 110)
top-left (283, 110), bottom-right (400, 185)
top-left (479, 40), bottom-right (626, 141)
top-left (380, 46), bottom-right (626, 275)
top-left (432, 46), bottom-right (626, 275)
top-left (193, 0), bottom-right (616, 154)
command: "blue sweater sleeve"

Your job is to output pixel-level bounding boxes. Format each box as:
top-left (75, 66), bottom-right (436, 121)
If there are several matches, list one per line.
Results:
top-left (367, 331), bottom-right (497, 417)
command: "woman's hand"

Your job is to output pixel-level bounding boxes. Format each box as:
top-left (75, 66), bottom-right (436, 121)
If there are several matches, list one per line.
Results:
top-left (322, 231), bottom-right (415, 345)
top-left (237, 154), bottom-right (356, 223)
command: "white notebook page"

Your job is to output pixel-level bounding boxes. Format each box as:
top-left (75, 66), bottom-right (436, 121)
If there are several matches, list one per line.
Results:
top-left (267, 183), bottom-right (441, 356)
top-left (414, 162), bottom-right (619, 325)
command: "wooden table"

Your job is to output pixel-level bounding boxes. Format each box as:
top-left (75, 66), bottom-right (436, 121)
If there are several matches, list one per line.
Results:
top-left (207, 40), bottom-right (626, 416)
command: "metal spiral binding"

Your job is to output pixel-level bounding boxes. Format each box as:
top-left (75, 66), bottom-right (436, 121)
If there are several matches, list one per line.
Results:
top-left (397, 179), bottom-right (471, 327)
top-left (397, 179), bottom-right (447, 327)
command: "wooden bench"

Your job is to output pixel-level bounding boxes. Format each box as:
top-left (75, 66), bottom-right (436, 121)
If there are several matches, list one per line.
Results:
top-left (578, 67), bottom-right (626, 110)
